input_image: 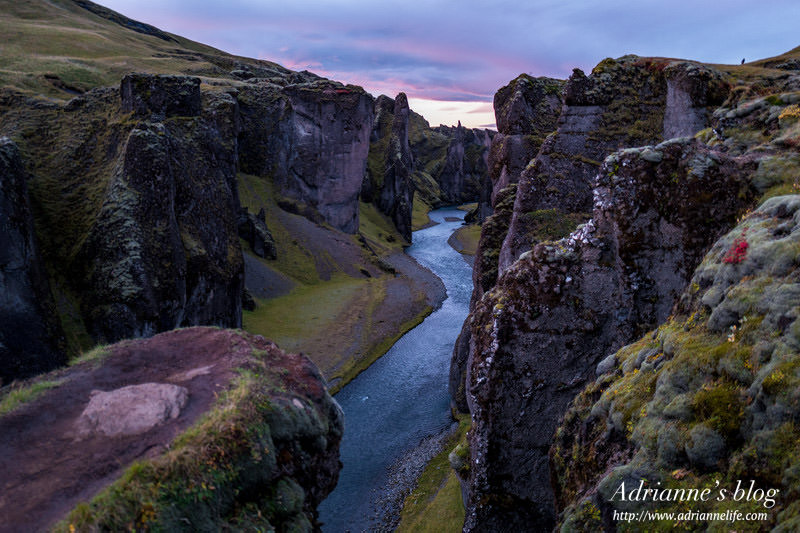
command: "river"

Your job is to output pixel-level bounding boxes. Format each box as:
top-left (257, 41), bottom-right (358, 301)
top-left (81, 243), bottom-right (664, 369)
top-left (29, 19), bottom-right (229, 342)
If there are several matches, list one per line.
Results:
top-left (317, 207), bottom-right (473, 532)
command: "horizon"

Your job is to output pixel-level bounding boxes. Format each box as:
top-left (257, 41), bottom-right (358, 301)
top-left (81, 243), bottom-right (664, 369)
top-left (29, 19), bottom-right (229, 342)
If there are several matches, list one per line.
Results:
top-left (94, 0), bottom-right (800, 129)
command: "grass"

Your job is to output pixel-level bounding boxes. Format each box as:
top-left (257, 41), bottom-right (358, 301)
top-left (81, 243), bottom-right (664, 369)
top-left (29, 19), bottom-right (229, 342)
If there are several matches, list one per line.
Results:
top-left (238, 173), bottom-right (326, 285)
top-left (449, 224), bottom-right (481, 256)
top-left (0, 379), bottom-right (63, 416)
top-left (457, 203), bottom-right (477, 212)
top-left (359, 200), bottom-right (407, 252)
top-left (412, 191), bottom-right (434, 231)
top-left (243, 274), bottom-right (370, 369)
top-left (396, 416), bottom-right (470, 532)
top-left (68, 344), bottom-right (111, 367)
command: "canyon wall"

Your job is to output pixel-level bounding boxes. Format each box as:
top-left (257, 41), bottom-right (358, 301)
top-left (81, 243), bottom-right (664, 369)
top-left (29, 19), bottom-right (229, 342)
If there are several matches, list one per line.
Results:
top-left (453, 54), bottom-right (800, 530)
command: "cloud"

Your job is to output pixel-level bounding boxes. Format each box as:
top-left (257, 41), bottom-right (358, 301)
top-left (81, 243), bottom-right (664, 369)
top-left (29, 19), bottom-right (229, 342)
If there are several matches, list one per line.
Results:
top-left (96, 0), bottom-right (800, 125)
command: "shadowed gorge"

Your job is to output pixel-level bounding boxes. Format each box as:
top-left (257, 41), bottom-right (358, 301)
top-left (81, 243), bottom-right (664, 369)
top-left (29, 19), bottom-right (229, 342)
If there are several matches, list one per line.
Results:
top-left (3, 0), bottom-right (800, 531)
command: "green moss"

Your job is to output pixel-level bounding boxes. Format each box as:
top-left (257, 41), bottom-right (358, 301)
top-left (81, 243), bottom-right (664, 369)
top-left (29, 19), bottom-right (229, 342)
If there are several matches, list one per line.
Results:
top-left (691, 380), bottom-right (744, 440)
top-left (523, 209), bottom-right (590, 245)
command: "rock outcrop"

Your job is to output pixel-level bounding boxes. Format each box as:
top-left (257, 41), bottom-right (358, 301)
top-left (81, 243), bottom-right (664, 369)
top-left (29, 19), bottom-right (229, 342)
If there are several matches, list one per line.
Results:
top-left (0, 75), bottom-right (244, 348)
top-left (78, 75), bottom-right (244, 342)
top-left (464, 138), bottom-right (759, 530)
top-left (0, 327), bottom-right (343, 532)
top-left (450, 54), bottom-right (731, 439)
top-left (237, 80), bottom-right (374, 234)
top-left (449, 76), bottom-right (563, 412)
top-left (486, 75), bottom-right (563, 209)
top-left (0, 138), bottom-right (64, 383)
top-left (378, 93), bottom-right (415, 242)
top-left (552, 195), bottom-right (800, 530)
top-left (432, 123), bottom-right (493, 206)
top-left (238, 207), bottom-right (277, 260)
top-left (499, 57), bottom-right (729, 272)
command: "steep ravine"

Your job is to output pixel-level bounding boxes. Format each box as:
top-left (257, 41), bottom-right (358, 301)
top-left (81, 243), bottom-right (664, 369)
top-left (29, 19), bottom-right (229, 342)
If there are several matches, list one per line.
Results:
top-left (318, 208), bottom-right (473, 532)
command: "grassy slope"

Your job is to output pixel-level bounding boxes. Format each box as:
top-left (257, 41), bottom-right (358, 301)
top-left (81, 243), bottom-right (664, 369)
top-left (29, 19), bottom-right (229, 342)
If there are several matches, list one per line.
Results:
top-left (238, 173), bottom-right (434, 393)
top-left (396, 416), bottom-right (469, 532)
top-left (0, 0), bottom-right (288, 98)
top-left (449, 224), bottom-right (482, 256)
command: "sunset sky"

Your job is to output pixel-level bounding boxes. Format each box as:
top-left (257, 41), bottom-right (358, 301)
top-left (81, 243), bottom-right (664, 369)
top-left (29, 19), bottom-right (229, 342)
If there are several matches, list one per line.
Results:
top-left (97, 0), bottom-right (800, 129)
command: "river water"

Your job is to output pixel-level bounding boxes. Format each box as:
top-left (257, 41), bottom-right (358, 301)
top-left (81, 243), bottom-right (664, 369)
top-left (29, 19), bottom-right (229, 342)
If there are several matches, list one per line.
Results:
top-left (318, 207), bottom-right (473, 532)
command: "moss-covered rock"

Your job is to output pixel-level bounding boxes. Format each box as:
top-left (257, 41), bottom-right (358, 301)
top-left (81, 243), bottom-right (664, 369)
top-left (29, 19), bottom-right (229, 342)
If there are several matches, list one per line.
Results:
top-left (552, 195), bottom-right (800, 530)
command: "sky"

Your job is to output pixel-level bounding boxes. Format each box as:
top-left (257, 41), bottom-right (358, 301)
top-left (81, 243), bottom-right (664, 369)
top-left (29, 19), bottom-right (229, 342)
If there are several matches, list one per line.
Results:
top-left (96, 0), bottom-right (800, 129)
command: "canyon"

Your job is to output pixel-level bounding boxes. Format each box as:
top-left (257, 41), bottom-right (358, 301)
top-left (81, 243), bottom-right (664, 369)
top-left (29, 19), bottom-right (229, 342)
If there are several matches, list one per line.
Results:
top-left (2, 0), bottom-right (800, 531)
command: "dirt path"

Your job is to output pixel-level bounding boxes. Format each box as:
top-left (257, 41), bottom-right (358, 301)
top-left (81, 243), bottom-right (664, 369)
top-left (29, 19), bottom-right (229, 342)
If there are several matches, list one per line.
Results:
top-left (0, 328), bottom-right (250, 532)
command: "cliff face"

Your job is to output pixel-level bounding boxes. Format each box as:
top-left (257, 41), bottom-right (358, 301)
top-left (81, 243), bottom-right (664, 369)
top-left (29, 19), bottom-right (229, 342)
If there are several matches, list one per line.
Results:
top-left (487, 75), bottom-right (563, 209)
top-left (432, 123), bottom-right (493, 206)
top-left (450, 57), bottom-right (728, 419)
top-left (457, 50), bottom-right (800, 531)
top-left (78, 74), bottom-right (244, 343)
top-left (0, 327), bottom-right (343, 531)
top-left (0, 138), bottom-right (65, 383)
top-left (238, 79), bottom-right (374, 234)
top-left (379, 93), bottom-right (415, 242)
top-left (364, 94), bottom-right (493, 237)
top-left (499, 57), bottom-right (728, 272)
top-left (465, 138), bottom-right (758, 530)
top-left (449, 76), bottom-right (563, 413)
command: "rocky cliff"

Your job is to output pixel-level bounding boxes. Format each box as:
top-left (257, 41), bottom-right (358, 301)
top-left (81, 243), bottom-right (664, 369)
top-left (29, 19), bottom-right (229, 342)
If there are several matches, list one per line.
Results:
top-left (432, 123), bottom-right (493, 207)
top-left (0, 138), bottom-right (65, 383)
top-left (465, 138), bottom-right (758, 530)
top-left (455, 50), bottom-right (800, 530)
top-left (499, 57), bottom-right (729, 271)
top-left (553, 194), bottom-right (800, 530)
top-left (238, 78), bottom-right (374, 234)
top-left (0, 327), bottom-right (343, 531)
top-left (0, 74), bottom-right (244, 351)
top-left (363, 93), bottom-right (493, 239)
top-left (449, 76), bottom-right (563, 411)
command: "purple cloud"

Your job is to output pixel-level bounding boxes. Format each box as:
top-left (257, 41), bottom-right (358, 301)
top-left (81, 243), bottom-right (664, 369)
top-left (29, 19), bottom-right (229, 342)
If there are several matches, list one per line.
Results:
top-left (95, 0), bottom-right (800, 126)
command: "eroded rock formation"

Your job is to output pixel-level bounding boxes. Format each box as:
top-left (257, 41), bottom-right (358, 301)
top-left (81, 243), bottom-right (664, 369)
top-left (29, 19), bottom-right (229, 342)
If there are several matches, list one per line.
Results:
top-left (379, 93), bottom-right (415, 242)
top-left (237, 79), bottom-right (374, 234)
top-left (78, 74), bottom-right (244, 342)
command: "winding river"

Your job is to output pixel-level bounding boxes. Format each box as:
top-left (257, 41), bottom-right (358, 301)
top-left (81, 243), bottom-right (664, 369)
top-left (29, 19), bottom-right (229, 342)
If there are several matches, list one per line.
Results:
top-left (318, 207), bottom-right (473, 532)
